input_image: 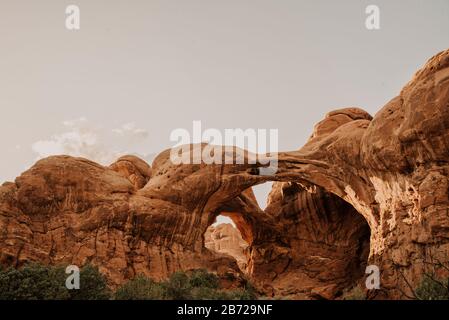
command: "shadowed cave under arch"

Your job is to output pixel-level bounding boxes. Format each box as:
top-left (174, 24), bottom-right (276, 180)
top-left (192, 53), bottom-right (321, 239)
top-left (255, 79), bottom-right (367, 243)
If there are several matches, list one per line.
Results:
top-left (201, 180), bottom-right (371, 299)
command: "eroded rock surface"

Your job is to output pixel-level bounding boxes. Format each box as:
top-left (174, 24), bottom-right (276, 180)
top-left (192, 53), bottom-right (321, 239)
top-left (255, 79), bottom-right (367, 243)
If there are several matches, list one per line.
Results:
top-left (1, 49), bottom-right (449, 299)
top-left (260, 183), bottom-right (370, 299)
top-left (205, 223), bottom-right (249, 272)
top-left (109, 155), bottom-right (152, 189)
top-left (0, 156), bottom-right (244, 287)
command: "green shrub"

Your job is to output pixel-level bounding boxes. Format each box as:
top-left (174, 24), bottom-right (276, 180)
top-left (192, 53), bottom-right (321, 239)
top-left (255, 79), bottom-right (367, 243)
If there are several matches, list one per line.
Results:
top-left (0, 263), bottom-right (110, 300)
top-left (415, 274), bottom-right (449, 300)
top-left (0, 264), bottom-right (256, 300)
top-left (115, 275), bottom-right (165, 300)
top-left (189, 286), bottom-right (229, 300)
top-left (116, 270), bottom-right (258, 300)
top-left (189, 269), bottom-right (219, 289)
top-left (343, 286), bottom-right (366, 300)
top-left (162, 271), bottom-right (193, 299)
top-left (0, 263), bottom-right (69, 300)
top-left (69, 265), bottom-right (111, 300)
top-left (227, 283), bottom-right (257, 300)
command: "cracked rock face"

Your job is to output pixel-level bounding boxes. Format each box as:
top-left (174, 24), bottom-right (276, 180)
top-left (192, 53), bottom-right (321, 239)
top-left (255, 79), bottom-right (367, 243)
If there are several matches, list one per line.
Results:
top-left (1, 49), bottom-right (449, 299)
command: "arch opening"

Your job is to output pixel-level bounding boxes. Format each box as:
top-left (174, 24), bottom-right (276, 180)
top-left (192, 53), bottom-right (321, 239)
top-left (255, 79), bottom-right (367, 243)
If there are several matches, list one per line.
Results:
top-left (204, 214), bottom-right (251, 273)
top-left (212, 215), bottom-right (236, 227)
top-left (252, 182), bottom-right (274, 210)
top-left (201, 172), bottom-right (373, 298)
top-left (262, 181), bottom-right (371, 298)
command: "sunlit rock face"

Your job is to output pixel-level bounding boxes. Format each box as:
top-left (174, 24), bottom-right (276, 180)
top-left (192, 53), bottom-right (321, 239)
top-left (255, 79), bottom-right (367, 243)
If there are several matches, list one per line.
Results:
top-left (1, 49), bottom-right (449, 299)
top-left (204, 223), bottom-right (249, 272)
top-left (109, 155), bottom-right (152, 189)
top-left (0, 154), bottom-right (251, 287)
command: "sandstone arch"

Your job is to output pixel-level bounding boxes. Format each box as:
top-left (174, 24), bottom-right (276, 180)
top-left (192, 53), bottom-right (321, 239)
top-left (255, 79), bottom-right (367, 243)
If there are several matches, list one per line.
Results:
top-left (137, 139), bottom-right (375, 298)
top-left (1, 49), bottom-right (449, 299)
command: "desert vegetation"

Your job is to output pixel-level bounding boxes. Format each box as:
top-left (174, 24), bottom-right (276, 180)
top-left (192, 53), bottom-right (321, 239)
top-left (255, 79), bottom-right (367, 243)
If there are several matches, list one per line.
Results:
top-left (0, 264), bottom-right (256, 300)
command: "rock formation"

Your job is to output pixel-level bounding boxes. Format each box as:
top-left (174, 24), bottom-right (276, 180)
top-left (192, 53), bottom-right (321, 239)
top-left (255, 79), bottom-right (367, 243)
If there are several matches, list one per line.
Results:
top-left (204, 223), bottom-right (249, 272)
top-left (0, 155), bottom-right (244, 286)
top-left (261, 183), bottom-right (370, 299)
top-left (109, 155), bottom-right (152, 189)
top-left (1, 49), bottom-right (449, 299)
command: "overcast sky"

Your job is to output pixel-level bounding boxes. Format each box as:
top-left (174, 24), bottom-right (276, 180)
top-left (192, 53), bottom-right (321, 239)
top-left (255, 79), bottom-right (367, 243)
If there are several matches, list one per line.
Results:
top-left (1, 0), bottom-right (449, 210)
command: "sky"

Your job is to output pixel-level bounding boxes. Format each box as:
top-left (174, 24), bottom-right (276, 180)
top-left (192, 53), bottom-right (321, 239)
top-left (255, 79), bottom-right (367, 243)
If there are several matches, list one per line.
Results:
top-left (1, 0), bottom-right (449, 212)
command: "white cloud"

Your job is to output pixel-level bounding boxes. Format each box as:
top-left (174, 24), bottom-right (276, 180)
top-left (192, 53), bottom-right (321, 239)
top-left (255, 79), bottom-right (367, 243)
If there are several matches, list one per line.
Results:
top-left (32, 118), bottom-right (151, 165)
top-left (112, 122), bottom-right (149, 138)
